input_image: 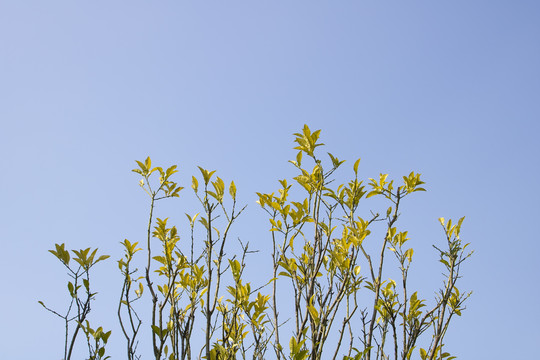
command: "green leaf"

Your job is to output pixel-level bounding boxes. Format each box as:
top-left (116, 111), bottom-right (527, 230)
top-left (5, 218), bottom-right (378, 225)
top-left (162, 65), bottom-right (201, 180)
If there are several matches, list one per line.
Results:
top-left (151, 325), bottom-right (162, 338)
top-left (68, 282), bottom-right (75, 297)
top-left (49, 243), bottom-right (70, 265)
top-left (295, 350), bottom-right (308, 360)
top-left (289, 336), bottom-right (298, 353)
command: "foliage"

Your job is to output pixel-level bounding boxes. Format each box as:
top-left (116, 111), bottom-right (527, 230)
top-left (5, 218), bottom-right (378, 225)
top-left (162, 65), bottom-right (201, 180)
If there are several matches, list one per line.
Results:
top-left (40, 125), bottom-right (473, 360)
top-left (39, 244), bottom-right (110, 360)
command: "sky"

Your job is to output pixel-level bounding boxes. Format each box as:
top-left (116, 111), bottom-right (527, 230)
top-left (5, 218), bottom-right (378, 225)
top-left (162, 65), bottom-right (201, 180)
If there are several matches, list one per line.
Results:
top-left (1, 1), bottom-right (539, 359)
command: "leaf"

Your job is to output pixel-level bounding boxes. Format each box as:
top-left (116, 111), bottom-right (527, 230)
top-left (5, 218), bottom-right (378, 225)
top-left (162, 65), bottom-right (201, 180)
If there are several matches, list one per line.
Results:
top-left (289, 234), bottom-right (295, 251)
top-left (296, 151), bottom-right (303, 166)
top-left (404, 248), bottom-right (414, 262)
top-left (307, 295), bottom-right (319, 322)
top-left (186, 212), bottom-right (199, 226)
top-left (151, 325), bottom-right (162, 338)
top-left (165, 165), bottom-right (178, 177)
top-left (289, 336), bottom-right (298, 353)
top-left (270, 202), bottom-right (281, 211)
top-left (49, 243), bottom-right (70, 265)
top-left (229, 180), bottom-right (237, 200)
top-left (353, 158), bottom-right (361, 174)
top-left (88, 248), bottom-right (98, 266)
top-left (134, 159), bottom-right (147, 173)
top-left (144, 156), bottom-right (152, 171)
top-left (293, 124), bottom-right (324, 157)
top-left (457, 216), bottom-right (465, 233)
top-left (198, 166), bottom-right (216, 185)
top-left (199, 217), bottom-right (209, 230)
top-left (295, 350), bottom-right (308, 360)
top-left (191, 176), bottom-right (198, 192)
top-left (307, 304), bottom-right (319, 322)
top-left (366, 190), bottom-right (380, 198)
top-left (68, 282), bottom-right (75, 297)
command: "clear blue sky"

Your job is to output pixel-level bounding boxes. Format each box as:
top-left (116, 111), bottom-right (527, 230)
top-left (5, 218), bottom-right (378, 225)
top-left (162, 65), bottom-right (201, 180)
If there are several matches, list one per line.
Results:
top-left (1, 1), bottom-right (538, 358)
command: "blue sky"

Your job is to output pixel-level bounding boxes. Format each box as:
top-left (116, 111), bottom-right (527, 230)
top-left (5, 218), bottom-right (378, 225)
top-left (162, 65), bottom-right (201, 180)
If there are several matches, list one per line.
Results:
top-left (1, 1), bottom-right (539, 358)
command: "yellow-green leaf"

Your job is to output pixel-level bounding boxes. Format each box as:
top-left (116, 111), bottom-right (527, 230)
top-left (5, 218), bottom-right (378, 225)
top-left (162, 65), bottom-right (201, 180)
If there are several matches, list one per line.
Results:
top-left (353, 158), bottom-right (361, 173)
top-left (229, 180), bottom-right (236, 200)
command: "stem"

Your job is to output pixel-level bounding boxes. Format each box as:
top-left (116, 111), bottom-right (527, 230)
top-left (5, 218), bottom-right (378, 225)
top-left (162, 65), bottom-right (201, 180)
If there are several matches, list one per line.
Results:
top-left (271, 227), bottom-right (282, 360)
top-left (144, 195), bottom-right (160, 359)
top-left (366, 191), bottom-right (401, 360)
top-left (205, 206), bottom-right (213, 360)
